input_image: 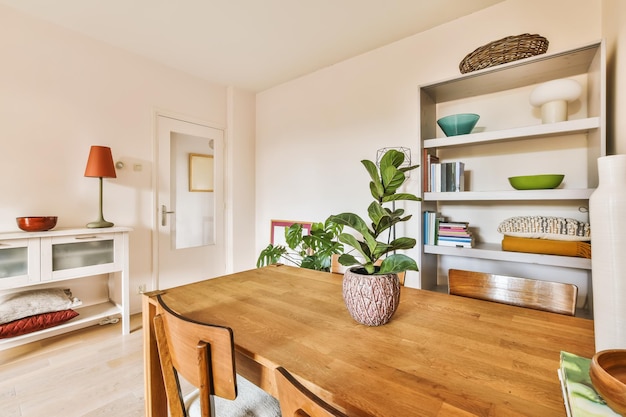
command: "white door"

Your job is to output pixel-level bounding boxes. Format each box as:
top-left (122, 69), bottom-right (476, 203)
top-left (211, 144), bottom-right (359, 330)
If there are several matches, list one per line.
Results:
top-left (155, 115), bottom-right (226, 289)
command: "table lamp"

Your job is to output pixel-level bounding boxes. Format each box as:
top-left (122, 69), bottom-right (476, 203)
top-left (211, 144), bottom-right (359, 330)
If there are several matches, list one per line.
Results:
top-left (84, 145), bottom-right (116, 228)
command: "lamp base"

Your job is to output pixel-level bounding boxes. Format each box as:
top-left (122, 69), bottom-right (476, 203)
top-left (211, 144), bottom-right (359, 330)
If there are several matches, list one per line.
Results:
top-left (540, 100), bottom-right (568, 123)
top-left (86, 220), bottom-right (114, 228)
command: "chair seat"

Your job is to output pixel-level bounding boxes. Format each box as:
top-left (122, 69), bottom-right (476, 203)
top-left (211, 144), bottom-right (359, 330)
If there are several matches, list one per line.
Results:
top-left (185, 374), bottom-right (281, 417)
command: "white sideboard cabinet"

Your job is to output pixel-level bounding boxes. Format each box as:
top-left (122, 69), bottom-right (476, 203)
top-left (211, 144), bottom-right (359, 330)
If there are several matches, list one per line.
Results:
top-left (416, 40), bottom-right (605, 310)
top-left (0, 227), bottom-right (131, 350)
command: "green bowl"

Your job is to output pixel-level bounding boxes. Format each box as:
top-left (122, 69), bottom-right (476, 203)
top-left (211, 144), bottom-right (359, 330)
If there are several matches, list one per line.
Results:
top-left (508, 174), bottom-right (564, 190)
top-left (437, 113), bottom-right (480, 136)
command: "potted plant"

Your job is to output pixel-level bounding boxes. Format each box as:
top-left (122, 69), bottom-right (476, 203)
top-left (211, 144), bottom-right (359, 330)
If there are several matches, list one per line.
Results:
top-left (329, 149), bottom-right (420, 326)
top-left (256, 219), bottom-right (344, 272)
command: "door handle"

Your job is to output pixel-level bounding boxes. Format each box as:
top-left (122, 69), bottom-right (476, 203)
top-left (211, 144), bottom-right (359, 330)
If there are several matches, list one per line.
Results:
top-left (161, 205), bottom-right (175, 226)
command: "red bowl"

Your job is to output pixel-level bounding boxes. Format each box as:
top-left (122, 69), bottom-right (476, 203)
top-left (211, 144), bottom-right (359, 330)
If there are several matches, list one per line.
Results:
top-left (16, 216), bottom-right (58, 232)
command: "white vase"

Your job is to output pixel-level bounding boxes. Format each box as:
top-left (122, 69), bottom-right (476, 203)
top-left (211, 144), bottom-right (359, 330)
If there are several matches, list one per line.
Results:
top-left (590, 154), bottom-right (626, 351)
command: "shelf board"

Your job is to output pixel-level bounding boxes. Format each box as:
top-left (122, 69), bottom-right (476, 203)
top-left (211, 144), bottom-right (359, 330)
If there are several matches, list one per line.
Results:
top-left (423, 117), bottom-right (599, 149)
top-left (420, 41), bottom-right (600, 103)
top-left (424, 243), bottom-right (591, 270)
top-left (424, 188), bottom-right (594, 201)
top-left (0, 302), bottom-right (121, 350)
top-left (0, 226), bottom-right (133, 240)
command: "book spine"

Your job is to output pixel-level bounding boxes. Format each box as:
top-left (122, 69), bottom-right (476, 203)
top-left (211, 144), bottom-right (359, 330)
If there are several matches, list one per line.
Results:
top-left (425, 153), bottom-right (439, 193)
top-left (455, 162), bottom-right (463, 191)
top-left (445, 163), bottom-right (454, 192)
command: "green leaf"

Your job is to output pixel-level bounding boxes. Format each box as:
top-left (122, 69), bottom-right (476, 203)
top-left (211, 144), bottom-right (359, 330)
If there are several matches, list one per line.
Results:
top-left (256, 244), bottom-right (287, 267)
top-left (378, 254), bottom-right (419, 275)
top-left (389, 237), bottom-right (417, 250)
top-left (379, 149), bottom-right (404, 169)
top-left (369, 181), bottom-right (382, 201)
top-left (367, 202), bottom-right (386, 231)
top-left (337, 253), bottom-right (362, 267)
top-left (370, 241), bottom-right (393, 260)
top-left (381, 166), bottom-right (405, 194)
top-left (338, 233), bottom-right (369, 261)
top-left (362, 159), bottom-right (381, 183)
top-left (362, 160), bottom-right (384, 200)
top-left (285, 223), bottom-right (304, 249)
top-left (328, 213), bottom-right (377, 253)
top-left (301, 255), bottom-right (325, 271)
top-left (329, 213), bottom-right (367, 234)
top-left (381, 193), bottom-right (420, 203)
top-left (400, 163), bottom-right (420, 174)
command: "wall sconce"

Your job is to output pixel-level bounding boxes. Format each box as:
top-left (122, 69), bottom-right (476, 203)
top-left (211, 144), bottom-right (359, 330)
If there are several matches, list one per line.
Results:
top-left (84, 145), bottom-right (116, 228)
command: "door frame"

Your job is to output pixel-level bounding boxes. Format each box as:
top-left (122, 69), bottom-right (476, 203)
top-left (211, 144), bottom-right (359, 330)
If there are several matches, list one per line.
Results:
top-left (151, 109), bottom-right (232, 290)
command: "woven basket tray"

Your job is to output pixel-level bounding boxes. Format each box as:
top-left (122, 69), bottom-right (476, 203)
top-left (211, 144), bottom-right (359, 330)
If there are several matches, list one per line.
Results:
top-left (459, 33), bottom-right (549, 74)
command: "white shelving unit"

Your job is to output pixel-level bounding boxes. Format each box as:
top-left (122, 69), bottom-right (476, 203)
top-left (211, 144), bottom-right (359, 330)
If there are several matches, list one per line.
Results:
top-left (417, 40), bottom-right (605, 311)
top-left (0, 227), bottom-right (131, 350)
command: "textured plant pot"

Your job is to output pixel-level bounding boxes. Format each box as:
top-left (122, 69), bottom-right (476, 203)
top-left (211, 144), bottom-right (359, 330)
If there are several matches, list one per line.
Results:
top-left (342, 267), bottom-right (400, 326)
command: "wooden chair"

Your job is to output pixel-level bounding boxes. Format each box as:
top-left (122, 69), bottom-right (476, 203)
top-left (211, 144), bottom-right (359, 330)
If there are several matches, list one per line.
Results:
top-left (153, 294), bottom-right (281, 417)
top-left (274, 367), bottom-right (348, 417)
top-left (447, 269), bottom-right (578, 316)
top-left (330, 254), bottom-right (345, 275)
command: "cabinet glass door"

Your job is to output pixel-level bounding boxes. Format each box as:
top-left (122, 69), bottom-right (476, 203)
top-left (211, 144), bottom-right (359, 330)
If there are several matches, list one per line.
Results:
top-left (52, 240), bottom-right (114, 271)
top-left (0, 238), bottom-right (39, 288)
top-left (0, 246), bottom-right (28, 278)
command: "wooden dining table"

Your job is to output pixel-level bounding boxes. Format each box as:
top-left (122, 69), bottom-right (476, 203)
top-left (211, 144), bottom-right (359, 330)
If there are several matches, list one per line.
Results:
top-left (142, 264), bottom-right (595, 417)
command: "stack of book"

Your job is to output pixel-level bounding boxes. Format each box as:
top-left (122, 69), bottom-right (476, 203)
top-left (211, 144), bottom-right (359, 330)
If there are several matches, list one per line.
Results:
top-left (429, 161), bottom-right (465, 192)
top-left (422, 151), bottom-right (440, 192)
top-left (423, 211), bottom-right (444, 245)
top-left (437, 221), bottom-right (474, 248)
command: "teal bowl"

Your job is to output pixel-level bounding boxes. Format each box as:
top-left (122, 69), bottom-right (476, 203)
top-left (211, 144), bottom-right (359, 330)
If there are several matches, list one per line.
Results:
top-left (437, 113), bottom-right (480, 136)
top-left (508, 174), bottom-right (564, 190)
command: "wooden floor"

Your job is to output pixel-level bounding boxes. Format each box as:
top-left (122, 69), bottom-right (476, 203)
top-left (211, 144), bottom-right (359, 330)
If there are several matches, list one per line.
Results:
top-left (0, 314), bottom-right (146, 417)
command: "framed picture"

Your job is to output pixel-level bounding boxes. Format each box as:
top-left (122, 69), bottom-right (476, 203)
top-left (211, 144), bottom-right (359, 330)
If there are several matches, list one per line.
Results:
top-left (189, 153), bottom-right (214, 192)
top-left (270, 220), bottom-right (312, 245)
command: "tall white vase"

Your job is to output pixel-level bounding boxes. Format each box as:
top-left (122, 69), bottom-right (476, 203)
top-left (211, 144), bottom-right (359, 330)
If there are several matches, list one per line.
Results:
top-left (590, 154), bottom-right (626, 351)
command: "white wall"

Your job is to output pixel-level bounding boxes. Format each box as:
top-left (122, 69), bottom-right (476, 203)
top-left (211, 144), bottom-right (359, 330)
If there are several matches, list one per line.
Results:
top-left (604, 0), bottom-right (626, 155)
top-left (0, 5), bottom-right (238, 313)
top-left (226, 87), bottom-right (258, 273)
top-left (256, 0), bottom-right (603, 286)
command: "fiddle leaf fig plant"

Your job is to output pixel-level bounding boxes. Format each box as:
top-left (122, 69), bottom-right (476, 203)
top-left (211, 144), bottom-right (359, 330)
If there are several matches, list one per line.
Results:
top-left (329, 149), bottom-right (420, 275)
top-left (256, 219), bottom-right (343, 272)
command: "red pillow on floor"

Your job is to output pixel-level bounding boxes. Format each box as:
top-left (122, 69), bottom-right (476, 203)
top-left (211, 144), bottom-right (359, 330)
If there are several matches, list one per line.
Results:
top-left (0, 309), bottom-right (79, 339)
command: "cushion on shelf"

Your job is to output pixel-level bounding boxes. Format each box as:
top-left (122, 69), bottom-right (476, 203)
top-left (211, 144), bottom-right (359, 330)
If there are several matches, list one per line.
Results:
top-left (0, 309), bottom-right (79, 339)
top-left (0, 288), bottom-right (82, 325)
top-left (502, 235), bottom-right (591, 258)
top-left (497, 216), bottom-right (590, 241)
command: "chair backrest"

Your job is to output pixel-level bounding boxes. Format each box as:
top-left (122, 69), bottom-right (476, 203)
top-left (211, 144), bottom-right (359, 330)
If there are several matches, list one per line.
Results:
top-left (448, 269), bottom-right (578, 316)
top-left (274, 367), bottom-right (348, 417)
top-left (330, 254), bottom-right (345, 275)
top-left (153, 294), bottom-right (237, 417)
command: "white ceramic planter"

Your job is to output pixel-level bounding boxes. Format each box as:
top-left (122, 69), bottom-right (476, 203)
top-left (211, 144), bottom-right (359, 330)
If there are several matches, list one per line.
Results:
top-left (590, 154), bottom-right (626, 351)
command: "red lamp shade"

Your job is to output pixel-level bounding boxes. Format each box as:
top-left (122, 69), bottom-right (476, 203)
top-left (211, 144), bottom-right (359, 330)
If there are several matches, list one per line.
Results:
top-left (84, 146), bottom-right (117, 178)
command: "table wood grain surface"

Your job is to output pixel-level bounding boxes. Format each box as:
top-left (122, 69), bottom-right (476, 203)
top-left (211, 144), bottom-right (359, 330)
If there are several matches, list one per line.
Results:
top-left (142, 265), bottom-right (595, 417)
